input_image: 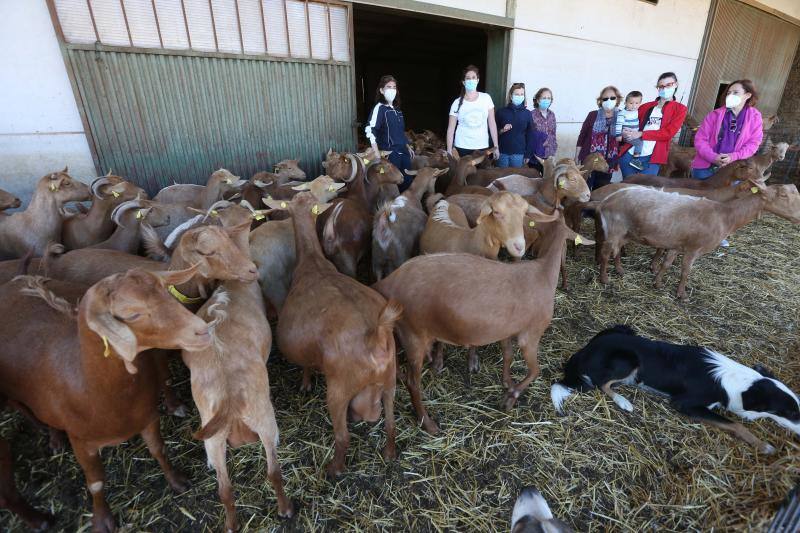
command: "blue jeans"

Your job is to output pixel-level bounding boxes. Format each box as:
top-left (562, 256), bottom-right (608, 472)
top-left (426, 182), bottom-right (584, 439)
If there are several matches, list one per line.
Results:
top-left (692, 167), bottom-right (716, 180)
top-left (620, 150), bottom-right (660, 178)
top-left (497, 153), bottom-right (524, 168)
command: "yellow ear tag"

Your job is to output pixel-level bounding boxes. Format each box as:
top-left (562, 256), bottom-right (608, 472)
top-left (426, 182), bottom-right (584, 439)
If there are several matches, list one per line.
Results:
top-left (328, 185), bottom-right (336, 192)
top-left (311, 204), bottom-right (320, 215)
top-left (528, 220), bottom-right (535, 227)
top-left (280, 201), bottom-right (287, 208)
top-left (574, 235), bottom-right (583, 245)
top-left (363, 158), bottom-right (370, 164)
top-left (380, 167), bottom-right (385, 174)
top-left (135, 210), bottom-right (144, 219)
top-left (266, 194), bottom-right (273, 200)
top-left (210, 210), bottom-right (219, 217)
top-left (102, 336), bottom-right (111, 358)
top-left (225, 178), bottom-right (232, 184)
top-left (49, 183), bottom-right (58, 192)
top-left (558, 179), bottom-right (565, 189)
top-left (750, 186), bottom-right (759, 194)
top-left (254, 213), bottom-right (265, 221)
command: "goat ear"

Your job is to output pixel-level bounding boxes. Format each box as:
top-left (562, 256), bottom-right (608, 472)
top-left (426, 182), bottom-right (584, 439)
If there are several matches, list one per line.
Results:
top-left (561, 224), bottom-right (595, 246)
top-left (263, 197), bottom-right (289, 210)
top-left (154, 264), bottom-right (201, 287)
top-left (476, 202), bottom-right (493, 224)
top-left (326, 148), bottom-right (333, 158)
top-left (380, 150), bottom-right (393, 158)
top-left (83, 282), bottom-right (138, 371)
top-left (470, 154), bottom-right (486, 166)
top-left (525, 204), bottom-right (560, 223)
top-left (321, 161), bottom-right (328, 169)
top-left (62, 166), bottom-right (69, 174)
top-left (292, 182), bottom-right (311, 191)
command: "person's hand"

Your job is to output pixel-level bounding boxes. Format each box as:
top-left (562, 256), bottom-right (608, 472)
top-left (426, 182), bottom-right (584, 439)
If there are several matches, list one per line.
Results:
top-left (622, 129), bottom-right (642, 141)
top-left (500, 124), bottom-right (512, 134)
top-left (449, 147), bottom-right (460, 160)
top-left (493, 147), bottom-right (500, 160)
top-left (718, 154), bottom-right (732, 166)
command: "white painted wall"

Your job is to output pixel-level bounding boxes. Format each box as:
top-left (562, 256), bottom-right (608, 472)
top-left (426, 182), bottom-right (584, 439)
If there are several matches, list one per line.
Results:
top-left (0, 0), bottom-right (95, 206)
top-left (757, 0), bottom-right (800, 21)
top-left (509, 0), bottom-right (713, 161)
top-left (420, 0), bottom-right (506, 18)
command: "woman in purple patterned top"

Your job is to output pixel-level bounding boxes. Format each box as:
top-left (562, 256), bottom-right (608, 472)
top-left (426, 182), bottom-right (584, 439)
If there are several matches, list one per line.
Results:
top-left (531, 87), bottom-right (557, 158)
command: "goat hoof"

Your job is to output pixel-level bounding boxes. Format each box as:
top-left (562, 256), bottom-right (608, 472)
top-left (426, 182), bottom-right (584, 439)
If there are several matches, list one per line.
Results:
top-left (325, 461), bottom-right (345, 479)
top-left (421, 417), bottom-right (440, 435)
top-left (277, 501), bottom-right (295, 519)
top-left (48, 429), bottom-right (68, 452)
top-left (169, 404), bottom-right (188, 418)
top-left (382, 444), bottom-right (397, 461)
top-left (503, 390), bottom-right (521, 411)
top-left (28, 511), bottom-right (55, 532)
top-left (167, 470), bottom-right (190, 493)
top-left (91, 512), bottom-right (116, 533)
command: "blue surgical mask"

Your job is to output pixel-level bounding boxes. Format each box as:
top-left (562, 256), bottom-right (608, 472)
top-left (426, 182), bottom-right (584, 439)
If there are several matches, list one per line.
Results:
top-left (511, 94), bottom-right (525, 106)
top-left (538, 98), bottom-right (552, 110)
top-left (658, 86), bottom-right (676, 99)
top-left (464, 79), bottom-right (479, 92)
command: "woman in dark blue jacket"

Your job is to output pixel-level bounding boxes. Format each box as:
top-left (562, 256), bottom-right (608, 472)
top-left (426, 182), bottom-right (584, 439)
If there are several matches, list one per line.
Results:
top-left (365, 75), bottom-right (413, 191)
top-left (495, 83), bottom-right (537, 168)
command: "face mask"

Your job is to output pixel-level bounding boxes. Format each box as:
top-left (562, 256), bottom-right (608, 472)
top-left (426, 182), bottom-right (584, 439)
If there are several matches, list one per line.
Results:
top-left (602, 98), bottom-right (617, 110)
top-left (383, 88), bottom-right (397, 103)
top-left (658, 86), bottom-right (676, 99)
top-left (725, 94), bottom-right (742, 109)
top-left (464, 79), bottom-right (479, 92)
top-left (538, 98), bottom-right (552, 110)
top-left (511, 94), bottom-right (525, 106)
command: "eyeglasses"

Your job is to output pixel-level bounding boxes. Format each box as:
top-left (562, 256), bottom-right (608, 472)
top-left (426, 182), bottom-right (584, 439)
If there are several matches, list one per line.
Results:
top-left (601, 96), bottom-right (617, 101)
top-left (656, 81), bottom-right (677, 89)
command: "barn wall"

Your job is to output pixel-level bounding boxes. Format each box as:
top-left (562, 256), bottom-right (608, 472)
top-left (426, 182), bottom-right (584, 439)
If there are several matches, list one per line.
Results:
top-left (0, 0), bottom-right (95, 206)
top-left (508, 0), bottom-right (712, 161)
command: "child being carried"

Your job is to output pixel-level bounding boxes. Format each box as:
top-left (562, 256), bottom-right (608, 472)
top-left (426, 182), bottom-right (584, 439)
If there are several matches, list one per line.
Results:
top-left (616, 90), bottom-right (644, 171)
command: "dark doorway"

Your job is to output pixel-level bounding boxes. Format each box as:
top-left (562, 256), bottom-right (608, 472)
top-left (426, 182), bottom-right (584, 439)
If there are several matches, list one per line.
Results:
top-left (353, 5), bottom-right (489, 143)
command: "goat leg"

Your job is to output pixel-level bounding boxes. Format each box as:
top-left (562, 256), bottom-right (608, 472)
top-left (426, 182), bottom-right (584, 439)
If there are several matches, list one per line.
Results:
top-left (204, 435), bottom-right (238, 532)
top-left (405, 340), bottom-right (440, 435)
top-left (467, 347), bottom-right (479, 373)
top-left (140, 418), bottom-right (190, 492)
top-left (504, 332), bottom-right (541, 410)
top-left (500, 338), bottom-right (514, 388)
top-left (381, 368), bottom-right (398, 461)
top-left (559, 247), bottom-right (569, 291)
top-left (598, 242), bottom-right (613, 284)
top-left (155, 354), bottom-right (187, 417)
top-left (68, 434), bottom-right (116, 533)
top-left (431, 342), bottom-right (444, 374)
top-left (653, 250), bottom-right (678, 288)
top-left (0, 437), bottom-right (54, 530)
top-left (301, 367), bottom-right (313, 392)
top-left (676, 251), bottom-right (699, 301)
top-left (49, 427), bottom-right (68, 452)
top-left (613, 253), bottom-right (624, 276)
top-left (325, 384), bottom-right (351, 477)
top-left (650, 248), bottom-right (665, 274)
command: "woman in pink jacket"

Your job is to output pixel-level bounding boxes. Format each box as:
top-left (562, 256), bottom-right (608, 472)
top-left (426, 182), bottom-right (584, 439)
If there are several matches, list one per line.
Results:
top-left (692, 79), bottom-right (763, 180)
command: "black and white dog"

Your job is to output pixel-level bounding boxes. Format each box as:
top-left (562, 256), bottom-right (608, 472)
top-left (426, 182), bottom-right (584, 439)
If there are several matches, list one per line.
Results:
top-left (551, 325), bottom-right (800, 454)
top-left (511, 487), bottom-right (573, 533)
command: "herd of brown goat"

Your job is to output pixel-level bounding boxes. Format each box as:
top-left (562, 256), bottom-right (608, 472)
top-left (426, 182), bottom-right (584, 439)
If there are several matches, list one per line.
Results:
top-left (0, 127), bottom-right (797, 531)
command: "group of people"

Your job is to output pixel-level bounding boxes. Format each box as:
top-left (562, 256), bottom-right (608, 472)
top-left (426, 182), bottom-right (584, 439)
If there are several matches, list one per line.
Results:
top-left (364, 65), bottom-right (765, 194)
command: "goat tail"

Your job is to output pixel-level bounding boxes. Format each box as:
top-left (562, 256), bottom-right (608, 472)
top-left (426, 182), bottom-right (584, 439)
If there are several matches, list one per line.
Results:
top-left (373, 202), bottom-right (393, 251)
top-left (12, 275), bottom-right (76, 318)
top-left (141, 223), bottom-right (171, 262)
top-left (369, 299), bottom-right (403, 358)
top-left (193, 401), bottom-right (233, 441)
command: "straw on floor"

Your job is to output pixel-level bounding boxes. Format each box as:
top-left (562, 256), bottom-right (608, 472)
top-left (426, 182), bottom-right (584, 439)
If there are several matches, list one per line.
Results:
top-left (2, 214), bottom-right (799, 531)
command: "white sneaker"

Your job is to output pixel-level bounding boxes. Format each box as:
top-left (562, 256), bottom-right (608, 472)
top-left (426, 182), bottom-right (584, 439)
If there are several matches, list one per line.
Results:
top-left (720, 239), bottom-right (730, 247)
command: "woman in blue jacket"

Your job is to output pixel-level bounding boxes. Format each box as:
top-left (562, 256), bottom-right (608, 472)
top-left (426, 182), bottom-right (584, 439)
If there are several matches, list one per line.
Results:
top-left (495, 83), bottom-right (537, 168)
top-left (365, 75), bottom-right (413, 191)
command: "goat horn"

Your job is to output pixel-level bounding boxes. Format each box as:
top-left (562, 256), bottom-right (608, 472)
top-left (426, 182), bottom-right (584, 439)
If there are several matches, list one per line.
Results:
top-left (238, 199), bottom-right (257, 213)
top-left (91, 177), bottom-right (114, 199)
top-left (110, 199), bottom-right (144, 227)
top-left (345, 153), bottom-right (360, 183)
top-left (205, 200), bottom-right (234, 219)
top-left (253, 179), bottom-right (273, 189)
top-left (404, 169), bottom-right (418, 175)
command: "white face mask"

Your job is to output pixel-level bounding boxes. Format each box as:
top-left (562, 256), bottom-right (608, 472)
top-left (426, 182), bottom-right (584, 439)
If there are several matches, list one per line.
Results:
top-left (601, 98), bottom-right (617, 110)
top-left (383, 88), bottom-right (397, 104)
top-left (725, 94), bottom-right (742, 109)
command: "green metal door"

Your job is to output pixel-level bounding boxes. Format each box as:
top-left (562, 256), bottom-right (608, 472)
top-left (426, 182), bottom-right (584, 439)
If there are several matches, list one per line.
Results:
top-left (485, 28), bottom-right (510, 109)
top-left (50, 0), bottom-right (356, 194)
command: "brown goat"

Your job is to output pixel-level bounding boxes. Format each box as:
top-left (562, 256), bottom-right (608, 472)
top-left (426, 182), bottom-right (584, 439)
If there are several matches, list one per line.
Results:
top-left (0, 268), bottom-right (212, 531)
top-left (323, 150), bottom-right (404, 210)
top-left (61, 174), bottom-right (145, 250)
top-left (374, 211), bottom-right (591, 434)
top-left (626, 158), bottom-right (761, 189)
top-left (751, 139), bottom-right (791, 176)
top-left (373, 167), bottom-right (446, 281)
top-left (597, 182), bottom-right (800, 299)
top-left (91, 199), bottom-right (171, 254)
top-left (250, 177), bottom-right (346, 311)
top-left (421, 192), bottom-right (535, 259)
top-left (659, 145), bottom-right (697, 178)
top-left (182, 205), bottom-right (293, 530)
top-left (0, 188), bottom-right (21, 211)
top-left (443, 153), bottom-right (495, 196)
top-left (265, 192), bottom-right (401, 476)
top-left (0, 169), bottom-right (91, 259)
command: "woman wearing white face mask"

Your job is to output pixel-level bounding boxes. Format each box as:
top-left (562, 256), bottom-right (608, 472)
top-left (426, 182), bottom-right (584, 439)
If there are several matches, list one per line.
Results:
top-left (619, 72), bottom-right (688, 178)
top-left (446, 65), bottom-right (500, 160)
top-left (691, 79), bottom-right (763, 180)
top-left (366, 74), bottom-right (413, 190)
top-left (575, 85), bottom-right (622, 190)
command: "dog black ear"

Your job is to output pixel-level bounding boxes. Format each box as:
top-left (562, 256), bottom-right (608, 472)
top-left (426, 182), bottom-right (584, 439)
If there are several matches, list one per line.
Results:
top-left (753, 364), bottom-right (776, 379)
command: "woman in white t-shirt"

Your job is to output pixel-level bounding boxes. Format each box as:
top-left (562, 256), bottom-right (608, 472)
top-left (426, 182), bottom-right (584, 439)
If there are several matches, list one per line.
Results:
top-left (446, 65), bottom-right (500, 159)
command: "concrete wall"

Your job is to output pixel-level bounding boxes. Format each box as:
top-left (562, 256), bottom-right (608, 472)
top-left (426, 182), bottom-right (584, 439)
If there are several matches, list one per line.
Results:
top-left (423, 0), bottom-right (507, 18)
top-left (0, 0), bottom-right (95, 206)
top-left (508, 0), bottom-right (712, 161)
top-left (757, 0), bottom-right (800, 21)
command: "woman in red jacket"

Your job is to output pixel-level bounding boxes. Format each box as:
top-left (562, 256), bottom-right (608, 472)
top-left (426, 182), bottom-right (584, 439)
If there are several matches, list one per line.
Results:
top-left (620, 72), bottom-right (688, 178)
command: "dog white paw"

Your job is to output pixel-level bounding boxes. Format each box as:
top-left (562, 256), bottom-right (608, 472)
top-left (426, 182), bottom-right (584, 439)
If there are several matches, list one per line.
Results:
top-left (613, 394), bottom-right (634, 412)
